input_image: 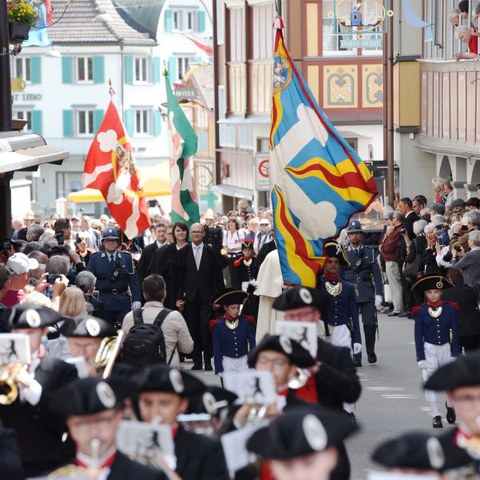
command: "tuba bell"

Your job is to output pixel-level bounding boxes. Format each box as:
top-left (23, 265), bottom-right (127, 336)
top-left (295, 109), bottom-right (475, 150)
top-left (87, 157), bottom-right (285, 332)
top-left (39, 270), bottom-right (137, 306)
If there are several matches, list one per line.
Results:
top-left (94, 330), bottom-right (124, 378)
top-left (0, 364), bottom-right (27, 405)
top-left (288, 367), bottom-right (309, 390)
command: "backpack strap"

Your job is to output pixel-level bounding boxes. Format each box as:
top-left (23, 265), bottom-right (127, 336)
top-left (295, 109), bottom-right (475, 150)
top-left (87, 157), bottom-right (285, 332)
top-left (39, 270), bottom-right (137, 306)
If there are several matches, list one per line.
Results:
top-left (132, 308), bottom-right (144, 325)
top-left (152, 308), bottom-right (172, 328)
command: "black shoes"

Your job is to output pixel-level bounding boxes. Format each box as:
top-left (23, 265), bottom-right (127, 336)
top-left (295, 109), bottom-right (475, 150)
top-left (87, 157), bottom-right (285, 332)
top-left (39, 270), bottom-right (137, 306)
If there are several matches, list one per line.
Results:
top-left (346, 412), bottom-right (357, 425)
top-left (446, 403), bottom-right (456, 424)
top-left (387, 311), bottom-right (400, 317)
top-left (191, 364), bottom-right (203, 371)
top-left (204, 364), bottom-right (213, 371)
top-left (432, 416), bottom-right (443, 428)
top-left (368, 352), bottom-right (377, 364)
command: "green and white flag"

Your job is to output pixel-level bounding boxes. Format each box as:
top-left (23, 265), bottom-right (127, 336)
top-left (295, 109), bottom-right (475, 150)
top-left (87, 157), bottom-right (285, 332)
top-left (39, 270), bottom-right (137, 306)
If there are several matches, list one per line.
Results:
top-left (165, 71), bottom-right (200, 227)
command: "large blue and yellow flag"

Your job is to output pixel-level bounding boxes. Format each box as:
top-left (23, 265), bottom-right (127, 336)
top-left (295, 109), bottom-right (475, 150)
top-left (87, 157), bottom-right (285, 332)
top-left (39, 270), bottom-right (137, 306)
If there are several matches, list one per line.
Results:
top-left (270, 20), bottom-right (378, 287)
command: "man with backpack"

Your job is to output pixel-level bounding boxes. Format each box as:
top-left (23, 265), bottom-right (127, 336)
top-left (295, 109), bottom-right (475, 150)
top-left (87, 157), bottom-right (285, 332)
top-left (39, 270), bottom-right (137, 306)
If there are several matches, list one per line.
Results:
top-left (121, 274), bottom-right (193, 368)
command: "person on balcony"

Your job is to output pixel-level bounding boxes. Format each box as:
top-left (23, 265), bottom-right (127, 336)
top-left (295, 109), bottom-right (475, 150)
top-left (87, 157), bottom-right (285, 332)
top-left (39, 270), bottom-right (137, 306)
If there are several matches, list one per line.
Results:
top-left (454, 26), bottom-right (478, 60)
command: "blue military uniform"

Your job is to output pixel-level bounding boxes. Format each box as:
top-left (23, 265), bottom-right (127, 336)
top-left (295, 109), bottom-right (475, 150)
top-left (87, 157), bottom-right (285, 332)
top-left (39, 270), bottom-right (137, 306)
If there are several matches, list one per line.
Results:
top-left (87, 227), bottom-right (141, 327)
top-left (211, 315), bottom-right (256, 374)
top-left (342, 220), bottom-right (383, 365)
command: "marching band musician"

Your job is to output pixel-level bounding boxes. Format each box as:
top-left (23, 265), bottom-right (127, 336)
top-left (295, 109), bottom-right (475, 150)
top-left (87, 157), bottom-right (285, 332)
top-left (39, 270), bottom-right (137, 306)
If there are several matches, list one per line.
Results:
top-left (60, 315), bottom-right (118, 377)
top-left (422, 353), bottom-right (480, 474)
top-left (246, 404), bottom-right (358, 480)
top-left (411, 275), bottom-right (460, 429)
top-left (272, 287), bottom-right (362, 411)
top-left (135, 364), bottom-right (230, 480)
top-left (0, 303), bottom-right (78, 477)
top-left (48, 376), bottom-right (168, 479)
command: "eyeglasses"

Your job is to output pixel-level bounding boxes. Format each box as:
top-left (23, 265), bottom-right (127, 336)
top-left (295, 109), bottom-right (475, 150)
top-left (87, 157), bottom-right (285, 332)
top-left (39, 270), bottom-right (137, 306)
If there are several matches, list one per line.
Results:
top-left (260, 223), bottom-right (269, 227)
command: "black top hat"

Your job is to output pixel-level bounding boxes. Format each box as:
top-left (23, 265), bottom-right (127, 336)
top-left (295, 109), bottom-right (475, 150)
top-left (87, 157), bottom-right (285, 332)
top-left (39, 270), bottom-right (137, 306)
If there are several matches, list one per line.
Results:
top-left (60, 316), bottom-right (117, 338)
top-left (424, 353), bottom-right (480, 391)
top-left (139, 364), bottom-right (206, 398)
top-left (246, 404), bottom-right (357, 460)
top-left (51, 377), bottom-right (128, 418)
top-left (211, 288), bottom-right (248, 306)
top-left (372, 431), bottom-right (467, 472)
top-left (411, 275), bottom-right (453, 292)
top-left (323, 241), bottom-right (350, 267)
top-left (248, 334), bottom-right (316, 369)
top-left (8, 303), bottom-right (63, 329)
top-left (272, 286), bottom-right (328, 311)
top-left (346, 220), bottom-right (364, 234)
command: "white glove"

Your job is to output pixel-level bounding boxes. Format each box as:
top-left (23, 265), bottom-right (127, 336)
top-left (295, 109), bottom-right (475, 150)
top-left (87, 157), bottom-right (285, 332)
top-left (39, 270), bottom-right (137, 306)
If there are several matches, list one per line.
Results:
top-left (131, 301), bottom-right (142, 310)
top-left (353, 343), bottom-right (362, 355)
top-left (375, 295), bottom-right (382, 308)
top-left (418, 360), bottom-right (428, 369)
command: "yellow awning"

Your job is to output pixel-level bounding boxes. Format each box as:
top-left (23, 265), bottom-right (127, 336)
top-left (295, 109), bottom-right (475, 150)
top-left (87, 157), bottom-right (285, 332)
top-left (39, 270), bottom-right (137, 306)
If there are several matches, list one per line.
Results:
top-left (68, 164), bottom-right (171, 203)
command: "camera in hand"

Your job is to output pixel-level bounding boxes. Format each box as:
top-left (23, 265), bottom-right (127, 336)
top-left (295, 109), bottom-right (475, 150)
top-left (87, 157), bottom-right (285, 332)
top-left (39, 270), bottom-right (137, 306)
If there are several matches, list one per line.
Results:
top-left (47, 274), bottom-right (62, 284)
top-left (2, 238), bottom-right (11, 253)
top-left (461, 225), bottom-right (468, 231)
top-left (55, 231), bottom-right (65, 245)
top-left (454, 245), bottom-right (462, 252)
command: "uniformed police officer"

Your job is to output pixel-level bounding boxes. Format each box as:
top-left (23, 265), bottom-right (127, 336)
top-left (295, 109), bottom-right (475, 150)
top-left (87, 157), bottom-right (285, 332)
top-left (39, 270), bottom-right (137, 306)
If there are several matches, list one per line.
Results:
top-left (87, 227), bottom-right (141, 328)
top-left (342, 220), bottom-right (383, 366)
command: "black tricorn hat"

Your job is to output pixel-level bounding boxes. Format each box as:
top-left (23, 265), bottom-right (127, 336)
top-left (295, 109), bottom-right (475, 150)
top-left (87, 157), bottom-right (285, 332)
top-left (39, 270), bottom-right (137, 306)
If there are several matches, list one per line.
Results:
top-left (371, 430), bottom-right (468, 472)
top-left (60, 316), bottom-right (117, 338)
top-left (8, 303), bottom-right (63, 329)
top-left (248, 334), bottom-right (315, 369)
top-left (211, 288), bottom-right (248, 306)
top-left (323, 241), bottom-right (350, 267)
top-left (246, 404), bottom-right (357, 460)
top-left (424, 353), bottom-right (480, 391)
top-left (139, 364), bottom-right (206, 398)
top-left (187, 386), bottom-right (238, 415)
top-left (272, 286), bottom-right (329, 311)
top-left (411, 275), bottom-right (453, 292)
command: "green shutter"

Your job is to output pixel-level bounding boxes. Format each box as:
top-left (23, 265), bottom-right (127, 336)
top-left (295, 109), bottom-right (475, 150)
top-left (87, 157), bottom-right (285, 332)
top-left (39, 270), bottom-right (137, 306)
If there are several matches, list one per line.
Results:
top-left (62, 56), bottom-right (73, 84)
top-left (63, 110), bottom-right (74, 137)
top-left (124, 55), bottom-right (133, 84)
top-left (30, 57), bottom-right (41, 84)
top-left (124, 109), bottom-right (134, 137)
top-left (31, 110), bottom-right (42, 135)
top-left (168, 57), bottom-right (177, 82)
top-left (194, 56), bottom-right (202, 64)
top-left (93, 110), bottom-right (104, 133)
top-left (165, 10), bottom-right (173, 31)
top-left (93, 56), bottom-right (105, 84)
top-left (153, 57), bottom-right (161, 83)
top-left (153, 109), bottom-right (161, 136)
top-left (197, 11), bottom-right (206, 33)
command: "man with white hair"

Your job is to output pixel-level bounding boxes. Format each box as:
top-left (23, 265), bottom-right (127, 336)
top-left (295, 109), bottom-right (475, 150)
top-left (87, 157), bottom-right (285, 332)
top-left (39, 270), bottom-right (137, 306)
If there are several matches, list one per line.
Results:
top-left (254, 219), bottom-right (272, 254)
top-left (454, 26), bottom-right (478, 61)
top-left (451, 229), bottom-right (480, 291)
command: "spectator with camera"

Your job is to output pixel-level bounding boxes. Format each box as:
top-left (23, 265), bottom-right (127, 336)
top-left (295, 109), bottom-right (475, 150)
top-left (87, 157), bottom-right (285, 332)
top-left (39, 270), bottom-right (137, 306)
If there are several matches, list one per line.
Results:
top-left (75, 270), bottom-right (105, 319)
top-left (53, 218), bottom-right (75, 250)
top-left (451, 230), bottom-right (480, 293)
top-left (449, 210), bottom-right (480, 253)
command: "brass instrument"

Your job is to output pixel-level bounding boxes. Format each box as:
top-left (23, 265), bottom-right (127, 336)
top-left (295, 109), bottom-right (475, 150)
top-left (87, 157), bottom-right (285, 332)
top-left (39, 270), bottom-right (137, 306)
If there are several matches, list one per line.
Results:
top-left (94, 331), bottom-right (124, 378)
top-left (0, 364), bottom-right (27, 405)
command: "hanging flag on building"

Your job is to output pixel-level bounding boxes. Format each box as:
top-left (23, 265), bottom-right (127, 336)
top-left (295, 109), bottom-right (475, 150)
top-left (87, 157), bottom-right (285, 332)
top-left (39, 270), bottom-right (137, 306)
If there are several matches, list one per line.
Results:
top-left (270, 18), bottom-right (378, 287)
top-left (83, 101), bottom-right (150, 239)
top-left (23, 0), bottom-right (52, 47)
top-left (164, 69), bottom-right (200, 227)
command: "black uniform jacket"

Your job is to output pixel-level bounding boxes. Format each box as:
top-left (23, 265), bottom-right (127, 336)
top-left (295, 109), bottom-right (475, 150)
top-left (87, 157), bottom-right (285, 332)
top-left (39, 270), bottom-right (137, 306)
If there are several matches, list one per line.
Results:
top-left (0, 356), bottom-right (78, 477)
top-left (108, 451), bottom-right (168, 480)
top-left (175, 424), bottom-right (229, 480)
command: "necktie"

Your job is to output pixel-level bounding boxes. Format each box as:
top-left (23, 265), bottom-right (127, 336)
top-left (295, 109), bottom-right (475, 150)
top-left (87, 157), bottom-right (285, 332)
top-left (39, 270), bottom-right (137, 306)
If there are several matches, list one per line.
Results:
top-left (194, 246), bottom-right (201, 270)
top-left (110, 254), bottom-right (115, 268)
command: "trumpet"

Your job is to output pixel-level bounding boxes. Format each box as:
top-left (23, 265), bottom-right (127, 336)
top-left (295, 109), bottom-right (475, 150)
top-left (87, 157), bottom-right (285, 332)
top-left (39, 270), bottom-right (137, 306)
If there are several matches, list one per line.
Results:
top-left (94, 331), bottom-right (124, 378)
top-left (0, 363), bottom-right (28, 405)
top-left (288, 367), bottom-right (310, 390)
top-left (48, 439), bottom-right (101, 479)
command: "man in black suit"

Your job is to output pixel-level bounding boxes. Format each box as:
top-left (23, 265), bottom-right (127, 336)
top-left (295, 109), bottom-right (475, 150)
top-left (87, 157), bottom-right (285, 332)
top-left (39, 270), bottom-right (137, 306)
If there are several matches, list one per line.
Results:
top-left (49, 377), bottom-right (167, 480)
top-left (137, 364), bottom-right (229, 480)
top-left (398, 197), bottom-right (419, 241)
top-left (178, 223), bottom-right (228, 370)
top-left (137, 223), bottom-right (168, 286)
top-left (0, 304), bottom-right (78, 477)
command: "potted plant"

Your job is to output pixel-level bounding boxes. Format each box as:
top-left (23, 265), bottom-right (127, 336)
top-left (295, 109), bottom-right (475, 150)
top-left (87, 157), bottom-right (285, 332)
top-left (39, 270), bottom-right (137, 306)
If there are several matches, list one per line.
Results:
top-left (7, 0), bottom-right (39, 42)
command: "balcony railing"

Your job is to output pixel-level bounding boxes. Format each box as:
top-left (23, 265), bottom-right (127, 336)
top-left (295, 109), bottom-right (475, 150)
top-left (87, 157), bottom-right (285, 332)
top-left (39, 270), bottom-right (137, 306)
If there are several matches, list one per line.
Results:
top-left (419, 60), bottom-right (480, 156)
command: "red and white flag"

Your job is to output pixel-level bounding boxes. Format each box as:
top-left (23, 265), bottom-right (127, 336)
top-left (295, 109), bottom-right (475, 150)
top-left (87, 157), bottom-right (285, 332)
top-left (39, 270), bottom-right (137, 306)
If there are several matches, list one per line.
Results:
top-left (83, 101), bottom-right (150, 238)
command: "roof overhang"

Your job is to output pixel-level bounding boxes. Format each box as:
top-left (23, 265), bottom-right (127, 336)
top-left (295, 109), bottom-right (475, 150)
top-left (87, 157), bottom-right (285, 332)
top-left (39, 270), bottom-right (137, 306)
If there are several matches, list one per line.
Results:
top-left (210, 184), bottom-right (254, 200)
top-left (0, 131), bottom-right (69, 174)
